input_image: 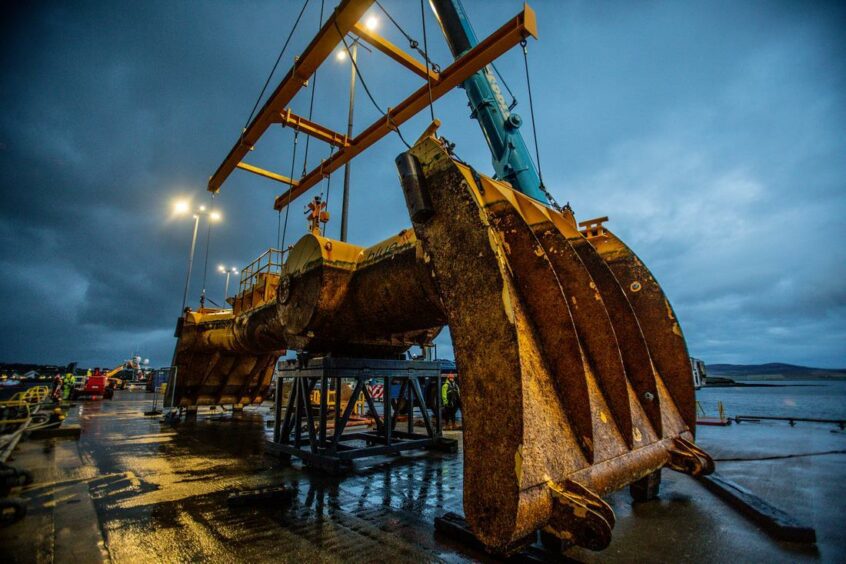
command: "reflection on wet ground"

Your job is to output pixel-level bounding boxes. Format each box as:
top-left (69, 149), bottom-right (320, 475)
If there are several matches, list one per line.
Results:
top-left (2, 392), bottom-right (845, 563)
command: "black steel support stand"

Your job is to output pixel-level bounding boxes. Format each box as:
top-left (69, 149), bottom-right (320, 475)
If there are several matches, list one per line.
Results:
top-left (629, 469), bottom-right (662, 502)
top-left (265, 357), bottom-right (456, 474)
top-left (434, 512), bottom-right (575, 562)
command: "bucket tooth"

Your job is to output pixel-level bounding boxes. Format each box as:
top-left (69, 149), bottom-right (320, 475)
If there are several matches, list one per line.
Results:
top-left (668, 437), bottom-right (715, 476)
top-left (545, 479), bottom-right (615, 551)
top-left (587, 228), bottom-right (696, 433)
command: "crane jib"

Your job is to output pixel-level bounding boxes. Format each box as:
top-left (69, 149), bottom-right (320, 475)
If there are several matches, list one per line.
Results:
top-left (429, 0), bottom-right (548, 204)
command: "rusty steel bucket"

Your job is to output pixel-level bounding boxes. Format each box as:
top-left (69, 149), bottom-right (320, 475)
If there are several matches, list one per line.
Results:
top-left (396, 135), bottom-right (713, 552)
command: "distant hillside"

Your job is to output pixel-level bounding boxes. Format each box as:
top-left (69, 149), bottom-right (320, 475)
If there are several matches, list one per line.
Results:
top-left (707, 362), bottom-right (846, 381)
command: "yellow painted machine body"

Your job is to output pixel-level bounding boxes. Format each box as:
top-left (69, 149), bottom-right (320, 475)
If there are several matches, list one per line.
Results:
top-left (170, 229), bottom-right (444, 407)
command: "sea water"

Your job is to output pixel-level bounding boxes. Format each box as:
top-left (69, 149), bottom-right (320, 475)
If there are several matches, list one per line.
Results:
top-left (696, 379), bottom-right (846, 421)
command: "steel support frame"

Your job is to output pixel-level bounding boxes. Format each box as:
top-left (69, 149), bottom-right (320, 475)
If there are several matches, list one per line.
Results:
top-left (267, 357), bottom-right (455, 473)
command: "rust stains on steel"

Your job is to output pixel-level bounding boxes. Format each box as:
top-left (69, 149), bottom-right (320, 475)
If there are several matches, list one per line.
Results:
top-left (189, 0), bottom-right (712, 550)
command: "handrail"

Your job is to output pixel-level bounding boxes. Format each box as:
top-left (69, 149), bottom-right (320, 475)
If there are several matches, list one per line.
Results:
top-left (734, 415), bottom-right (845, 429)
top-left (232, 247), bottom-right (299, 314)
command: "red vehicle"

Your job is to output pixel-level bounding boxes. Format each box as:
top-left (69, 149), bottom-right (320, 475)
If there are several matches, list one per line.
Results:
top-left (71, 374), bottom-right (113, 400)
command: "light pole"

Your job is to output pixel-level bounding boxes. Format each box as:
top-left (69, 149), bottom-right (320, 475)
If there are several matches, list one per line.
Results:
top-left (199, 210), bottom-right (222, 309)
top-left (173, 202), bottom-right (221, 312)
top-left (218, 265), bottom-right (239, 306)
top-left (337, 16), bottom-right (376, 242)
top-left (181, 210), bottom-right (200, 313)
top-left (339, 42), bottom-right (356, 243)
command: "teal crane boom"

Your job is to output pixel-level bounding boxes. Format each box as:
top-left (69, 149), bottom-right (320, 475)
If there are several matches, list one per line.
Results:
top-left (429, 0), bottom-right (548, 203)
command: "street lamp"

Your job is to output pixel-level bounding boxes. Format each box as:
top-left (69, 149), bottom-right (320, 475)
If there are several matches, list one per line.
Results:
top-left (218, 265), bottom-right (239, 306)
top-left (336, 18), bottom-right (375, 242)
top-left (173, 200), bottom-right (190, 215)
top-left (173, 201), bottom-right (221, 312)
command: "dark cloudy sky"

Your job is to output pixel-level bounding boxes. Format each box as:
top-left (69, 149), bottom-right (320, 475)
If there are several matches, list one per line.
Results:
top-left (1, 0), bottom-right (844, 369)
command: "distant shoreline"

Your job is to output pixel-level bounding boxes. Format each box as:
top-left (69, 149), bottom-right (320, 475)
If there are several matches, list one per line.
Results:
top-left (713, 374), bottom-right (846, 382)
top-left (702, 374), bottom-right (846, 389)
top-left (704, 381), bottom-right (824, 388)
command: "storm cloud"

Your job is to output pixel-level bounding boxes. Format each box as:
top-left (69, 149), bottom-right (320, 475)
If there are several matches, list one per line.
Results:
top-left (1, 0), bottom-right (844, 368)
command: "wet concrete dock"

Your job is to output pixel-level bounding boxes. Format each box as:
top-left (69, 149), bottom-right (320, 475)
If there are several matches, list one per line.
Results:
top-left (2, 392), bottom-right (844, 562)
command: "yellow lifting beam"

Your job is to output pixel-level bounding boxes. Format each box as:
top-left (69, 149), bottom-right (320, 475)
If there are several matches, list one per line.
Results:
top-left (272, 4), bottom-right (537, 210)
top-left (206, 0), bottom-right (538, 214)
top-left (236, 162), bottom-right (301, 187)
top-left (275, 108), bottom-right (350, 148)
top-left (208, 0), bottom-right (375, 194)
top-left (352, 22), bottom-right (440, 81)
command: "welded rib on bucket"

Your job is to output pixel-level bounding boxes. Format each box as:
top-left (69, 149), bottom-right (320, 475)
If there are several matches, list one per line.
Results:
top-left (584, 221), bottom-right (698, 434)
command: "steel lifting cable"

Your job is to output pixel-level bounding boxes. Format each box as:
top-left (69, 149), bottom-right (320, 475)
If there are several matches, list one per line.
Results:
top-left (301, 0), bottom-right (326, 176)
top-left (376, 0), bottom-right (512, 110)
top-left (491, 62), bottom-right (518, 110)
top-left (322, 144), bottom-right (337, 236)
top-left (521, 39), bottom-right (558, 209)
top-left (277, 208), bottom-right (282, 249)
top-left (374, 0), bottom-right (441, 73)
top-left (243, 0), bottom-right (311, 131)
top-left (420, 0), bottom-right (435, 122)
top-left (279, 130), bottom-right (300, 250)
top-left (333, 20), bottom-right (412, 149)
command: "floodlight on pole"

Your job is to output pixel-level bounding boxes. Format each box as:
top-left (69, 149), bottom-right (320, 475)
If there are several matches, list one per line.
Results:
top-left (172, 200), bottom-right (222, 312)
top-left (218, 264), bottom-right (238, 304)
top-left (173, 200), bottom-right (190, 215)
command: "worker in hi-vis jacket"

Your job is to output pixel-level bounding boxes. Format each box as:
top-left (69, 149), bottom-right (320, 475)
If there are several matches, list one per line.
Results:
top-left (441, 374), bottom-right (461, 430)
